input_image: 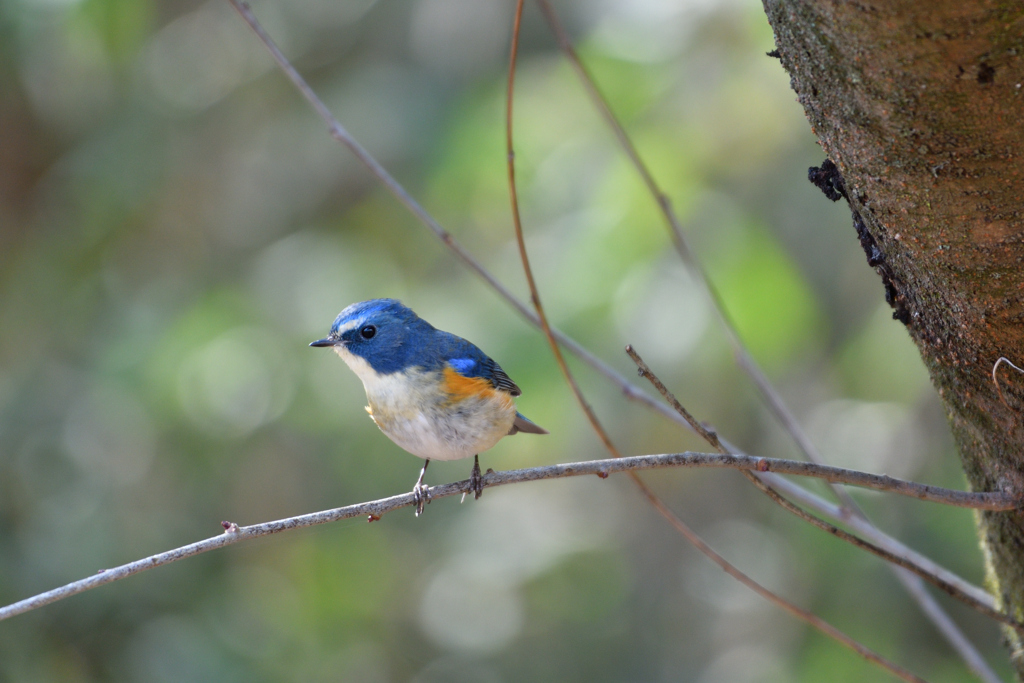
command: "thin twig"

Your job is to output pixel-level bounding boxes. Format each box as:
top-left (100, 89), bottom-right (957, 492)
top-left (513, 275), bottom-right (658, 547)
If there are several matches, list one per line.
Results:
top-left (993, 357), bottom-right (1024, 409)
top-left (534, 4), bottom-right (1002, 679)
top-left (505, 7), bottom-right (925, 682)
top-left (891, 569), bottom-right (1004, 683)
top-left (628, 344), bottom-right (724, 450)
top-left (505, 0), bottom-right (620, 459)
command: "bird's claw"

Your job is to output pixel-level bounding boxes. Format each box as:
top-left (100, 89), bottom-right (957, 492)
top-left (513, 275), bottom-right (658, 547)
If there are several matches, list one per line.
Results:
top-left (470, 457), bottom-right (485, 501)
top-left (412, 481), bottom-right (431, 516)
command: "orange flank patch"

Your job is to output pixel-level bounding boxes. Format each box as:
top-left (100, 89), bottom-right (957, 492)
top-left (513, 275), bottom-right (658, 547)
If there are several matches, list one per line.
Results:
top-left (442, 367), bottom-right (503, 403)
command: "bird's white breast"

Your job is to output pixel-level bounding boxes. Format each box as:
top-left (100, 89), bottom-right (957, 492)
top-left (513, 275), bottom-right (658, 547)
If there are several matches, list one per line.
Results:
top-left (332, 346), bottom-right (515, 461)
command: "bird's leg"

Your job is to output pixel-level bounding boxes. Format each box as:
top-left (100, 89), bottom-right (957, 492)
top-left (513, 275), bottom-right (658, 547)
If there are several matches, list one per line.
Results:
top-left (469, 455), bottom-right (485, 500)
top-left (412, 459), bottom-right (431, 516)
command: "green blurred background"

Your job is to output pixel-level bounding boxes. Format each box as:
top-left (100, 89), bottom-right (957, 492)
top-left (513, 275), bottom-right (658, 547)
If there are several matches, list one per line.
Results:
top-left (0, 0), bottom-right (1005, 680)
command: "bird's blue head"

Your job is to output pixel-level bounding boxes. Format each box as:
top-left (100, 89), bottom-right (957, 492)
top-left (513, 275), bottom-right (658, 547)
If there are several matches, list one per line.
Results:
top-left (310, 299), bottom-right (435, 376)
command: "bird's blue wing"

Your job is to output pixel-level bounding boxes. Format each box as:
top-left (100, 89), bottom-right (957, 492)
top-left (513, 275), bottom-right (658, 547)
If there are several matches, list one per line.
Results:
top-left (438, 335), bottom-right (522, 396)
top-left (478, 357), bottom-right (522, 396)
top-left (446, 357), bottom-right (477, 374)
top-left (435, 333), bottom-right (547, 434)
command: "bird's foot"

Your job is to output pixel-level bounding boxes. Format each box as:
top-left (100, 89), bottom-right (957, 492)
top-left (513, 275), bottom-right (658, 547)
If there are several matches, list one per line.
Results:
top-left (412, 481), bottom-right (431, 516)
top-left (470, 455), bottom-right (484, 501)
top-left (412, 460), bottom-right (431, 516)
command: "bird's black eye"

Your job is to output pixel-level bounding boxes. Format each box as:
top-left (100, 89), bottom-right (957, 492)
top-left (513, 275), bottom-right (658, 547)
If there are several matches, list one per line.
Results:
top-left (360, 325), bottom-right (377, 340)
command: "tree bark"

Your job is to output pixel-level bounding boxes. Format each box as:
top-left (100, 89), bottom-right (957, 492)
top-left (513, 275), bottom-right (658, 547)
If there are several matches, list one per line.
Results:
top-left (761, 0), bottom-right (1024, 673)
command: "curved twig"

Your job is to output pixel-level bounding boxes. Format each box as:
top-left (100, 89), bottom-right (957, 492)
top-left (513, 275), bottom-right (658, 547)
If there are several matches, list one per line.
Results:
top-left (993, 356), bottom-right (1024, 409)
top-left (504, 0), bottom-right (618, 458)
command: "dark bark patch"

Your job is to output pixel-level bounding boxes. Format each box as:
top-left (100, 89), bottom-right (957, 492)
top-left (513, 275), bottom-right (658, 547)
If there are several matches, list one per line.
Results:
top-left (851, 211), bottom-right (911, 324)
top-left (807, 159), bottom-right (846, 201)
top-left (808, 158), bottom-right (912, 325)
top-left (852, 212), bottom-right (883, 267)
top-left (977, 62), bottom-right (995, 84)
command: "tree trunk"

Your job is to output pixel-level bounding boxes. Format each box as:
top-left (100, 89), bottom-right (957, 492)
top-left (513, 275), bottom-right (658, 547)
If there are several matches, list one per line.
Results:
top-left (761, 0), bottom-right (1024, 673)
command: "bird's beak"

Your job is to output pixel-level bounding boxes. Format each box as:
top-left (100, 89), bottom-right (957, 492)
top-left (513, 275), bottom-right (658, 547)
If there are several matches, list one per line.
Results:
top-left (309, 337), bottom-right (339, 348)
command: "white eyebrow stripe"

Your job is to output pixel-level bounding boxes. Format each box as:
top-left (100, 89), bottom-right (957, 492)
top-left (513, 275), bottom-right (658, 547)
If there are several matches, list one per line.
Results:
top-left (334, 318), bottom-right (364, 335)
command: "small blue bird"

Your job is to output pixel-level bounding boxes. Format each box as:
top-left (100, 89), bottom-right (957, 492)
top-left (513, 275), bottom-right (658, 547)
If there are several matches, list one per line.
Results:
top-left (311, 299), bottom-right (547, 514)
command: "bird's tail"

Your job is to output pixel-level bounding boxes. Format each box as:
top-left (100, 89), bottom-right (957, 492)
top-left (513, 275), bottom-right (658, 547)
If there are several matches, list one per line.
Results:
top-left (508, 412), bottom-right (549, 435)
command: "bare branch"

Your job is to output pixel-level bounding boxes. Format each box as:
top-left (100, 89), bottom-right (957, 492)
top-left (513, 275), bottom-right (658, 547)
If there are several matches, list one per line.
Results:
top-left (3, 444), bottom-right (936, 680)
top-left (729, 452), bottom-right (1015, 511)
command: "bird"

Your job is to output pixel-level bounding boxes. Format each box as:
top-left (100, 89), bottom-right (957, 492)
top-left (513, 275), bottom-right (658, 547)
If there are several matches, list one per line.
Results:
top-left (310, 298), bottom-right (547, 515)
